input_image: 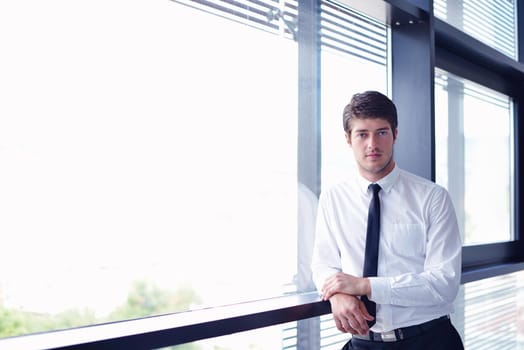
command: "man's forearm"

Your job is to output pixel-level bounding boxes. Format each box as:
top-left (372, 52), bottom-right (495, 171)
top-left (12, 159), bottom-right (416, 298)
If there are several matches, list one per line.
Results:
top-left (321, 272), bottom-right (371, 300)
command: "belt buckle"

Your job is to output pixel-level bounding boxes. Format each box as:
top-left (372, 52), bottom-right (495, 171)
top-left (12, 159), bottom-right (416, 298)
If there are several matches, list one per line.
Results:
top-left (379, 330), bottom-right (398, 342)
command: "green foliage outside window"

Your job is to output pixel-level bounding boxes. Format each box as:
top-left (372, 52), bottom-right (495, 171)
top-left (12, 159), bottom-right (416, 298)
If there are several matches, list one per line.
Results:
top-left (0, 280), bottom-right (201, 350)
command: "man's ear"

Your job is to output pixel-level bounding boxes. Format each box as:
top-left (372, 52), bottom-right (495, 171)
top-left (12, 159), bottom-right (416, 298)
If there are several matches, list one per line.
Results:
top-left (345, 132), bottom-right (352, 146)
top-left (393, 128), bottom-right (398, 142)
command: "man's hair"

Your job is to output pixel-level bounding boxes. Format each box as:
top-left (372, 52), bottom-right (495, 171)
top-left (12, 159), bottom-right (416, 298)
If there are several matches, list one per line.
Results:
top-left (342, 90), bottom-right (398, 134)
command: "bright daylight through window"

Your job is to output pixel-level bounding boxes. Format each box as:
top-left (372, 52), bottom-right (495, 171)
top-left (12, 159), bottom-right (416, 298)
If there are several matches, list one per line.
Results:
top-left (0, 1), bottom-right (298, 345)
top-left (435, 69), bottom-right (514, 245)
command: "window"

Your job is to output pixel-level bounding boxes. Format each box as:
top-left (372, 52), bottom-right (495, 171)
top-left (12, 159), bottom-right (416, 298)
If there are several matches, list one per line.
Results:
top-left (0, 0), bottom-right (299, 339)
top-left (453, 270), bottom-right (524, 349)
top-left (434, 68), bottom-right (515, 245)
top-left (434, 0), bottom-right (517, 59)
top-left (320, 0), bottom-right (389, 189)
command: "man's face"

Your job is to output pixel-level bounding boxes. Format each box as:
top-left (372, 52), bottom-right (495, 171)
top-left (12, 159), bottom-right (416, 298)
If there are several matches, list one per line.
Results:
top-left (345, 117), bottom-right (397, 182)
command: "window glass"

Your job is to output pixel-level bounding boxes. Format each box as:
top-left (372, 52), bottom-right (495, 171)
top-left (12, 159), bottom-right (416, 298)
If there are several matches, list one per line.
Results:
top-left (453, 270), bottom-right (524, 349)
top-left (435, 68), bottom-right (514, 245)
top-left (0, 0), bottom-right (298, 337)
top-left (320, 1), bottom-right (389, 189)
top-left (434, 0), bottom-right (517, 59)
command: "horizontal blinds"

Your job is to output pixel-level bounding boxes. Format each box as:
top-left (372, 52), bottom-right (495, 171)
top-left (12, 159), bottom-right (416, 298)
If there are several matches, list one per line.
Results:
top-left (173, 0), bottom-right (298, 39)
top-left (434, 0), bottom-right (517, 59)
top-left (320, 314), bottom-right (348, 348)
top-left (460, 273), bottom-right (522, 349)
top-left (320, 0), bottom-right (388, 65)
top-left (435, 70), bottom-right (511, 109)
top-left (174, 0), bottom-right (388, 65)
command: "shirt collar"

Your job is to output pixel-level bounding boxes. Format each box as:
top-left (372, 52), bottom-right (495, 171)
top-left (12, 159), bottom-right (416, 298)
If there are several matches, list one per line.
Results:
top-left (357, 164), bottom-right (400, 195)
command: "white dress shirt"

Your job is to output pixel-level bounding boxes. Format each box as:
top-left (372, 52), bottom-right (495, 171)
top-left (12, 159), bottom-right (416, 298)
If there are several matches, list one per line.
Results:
top-left (311, 165), bottom-right (462, 332)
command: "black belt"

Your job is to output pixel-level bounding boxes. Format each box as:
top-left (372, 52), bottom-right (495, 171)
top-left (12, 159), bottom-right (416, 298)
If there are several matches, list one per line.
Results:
top-left (352, 315), bottom-right (450, 342)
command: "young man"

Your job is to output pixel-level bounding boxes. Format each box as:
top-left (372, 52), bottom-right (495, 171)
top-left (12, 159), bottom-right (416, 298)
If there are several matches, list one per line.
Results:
top-left (311, 91), bottom-right (464, 349)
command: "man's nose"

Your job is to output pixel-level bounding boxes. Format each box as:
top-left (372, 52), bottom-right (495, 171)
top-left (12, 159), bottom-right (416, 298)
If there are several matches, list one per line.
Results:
top-left (368, 134), bottom-right (378, 148)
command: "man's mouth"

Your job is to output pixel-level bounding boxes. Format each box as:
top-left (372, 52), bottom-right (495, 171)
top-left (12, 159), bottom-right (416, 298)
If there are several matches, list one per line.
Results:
top-left (367, 153), bottom-right (381, 158)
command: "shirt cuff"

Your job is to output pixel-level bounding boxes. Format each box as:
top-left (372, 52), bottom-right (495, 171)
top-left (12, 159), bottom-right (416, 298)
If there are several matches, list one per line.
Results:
top-left (368, 277), bottom-right (392, 304)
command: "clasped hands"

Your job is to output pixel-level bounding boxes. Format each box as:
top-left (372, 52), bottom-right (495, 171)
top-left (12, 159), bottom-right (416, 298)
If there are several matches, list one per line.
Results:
top-left (321, 272), bottom-right (373, 335)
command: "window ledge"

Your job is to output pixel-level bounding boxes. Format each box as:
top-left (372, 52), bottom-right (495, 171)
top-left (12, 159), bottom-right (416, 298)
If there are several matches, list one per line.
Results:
top-left (462, 261), bottom-right (524, 284)
top-left (0, 292), bottom-right (330, 350)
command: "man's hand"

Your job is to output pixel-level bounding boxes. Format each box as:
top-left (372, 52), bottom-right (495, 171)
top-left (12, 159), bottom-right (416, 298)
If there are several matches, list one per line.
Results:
top-left (321, 272), bottom-right (371, 300)
top-left (328, 293), bottom-right (374, 335)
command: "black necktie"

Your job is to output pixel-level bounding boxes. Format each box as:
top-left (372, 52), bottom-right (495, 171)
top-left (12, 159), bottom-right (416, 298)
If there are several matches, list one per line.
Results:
top-left (362, 183), bottom-right (381, 327)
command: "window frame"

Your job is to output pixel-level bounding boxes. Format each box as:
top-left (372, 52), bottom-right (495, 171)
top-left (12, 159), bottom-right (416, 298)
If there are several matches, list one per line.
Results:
top-left (434, 15), bottom-right (524, 279)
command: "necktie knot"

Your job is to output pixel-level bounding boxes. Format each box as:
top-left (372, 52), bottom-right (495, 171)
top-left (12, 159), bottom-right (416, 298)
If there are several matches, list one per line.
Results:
top-left (369, 183), bottom-right (381, 196)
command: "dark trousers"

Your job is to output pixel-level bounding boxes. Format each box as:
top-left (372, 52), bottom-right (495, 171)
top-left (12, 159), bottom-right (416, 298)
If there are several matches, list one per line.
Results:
top-left (341, 319), bottom-right (464, 350)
